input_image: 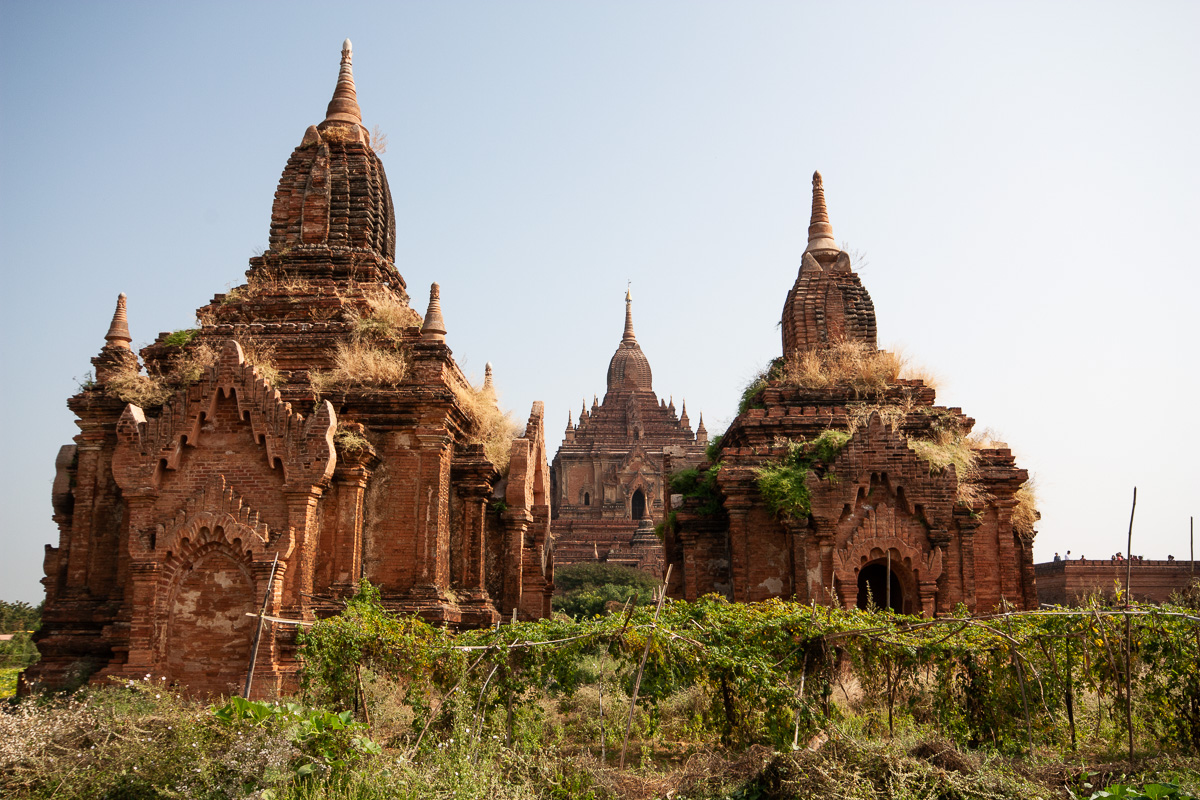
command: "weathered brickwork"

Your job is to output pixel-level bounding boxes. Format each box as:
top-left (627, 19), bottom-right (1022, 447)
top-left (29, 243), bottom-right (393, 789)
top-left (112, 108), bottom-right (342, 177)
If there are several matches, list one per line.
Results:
top-left (1036, 560), bottom-right (1198, 606)
top-left (550, 293), bottom-right (708, 576)
top-left (31, 41), bottom-right (552, 698)
top-left (665, 173), bottom-right (1038, 615)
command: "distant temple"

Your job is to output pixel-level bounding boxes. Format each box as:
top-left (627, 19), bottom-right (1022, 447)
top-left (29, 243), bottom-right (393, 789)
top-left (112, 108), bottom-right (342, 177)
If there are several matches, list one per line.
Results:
top-left (550, 292), bottom-right (707, 575)
top-left (664, 173), bottom-right (1039, 615)
top-left (31, 42), bottom-right (552, 698)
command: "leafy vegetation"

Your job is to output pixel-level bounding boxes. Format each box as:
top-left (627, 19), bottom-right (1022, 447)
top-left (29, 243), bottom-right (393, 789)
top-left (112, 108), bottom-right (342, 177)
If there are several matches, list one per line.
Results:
top-left (1, 600), bottom-right (40, 698)
top-left (6, 586), bottom-right (1200, 798)
top-left (755, 430), bottom-right (851, 521)
top-left (552, 563), bottom-right (659, 620)
top-left (669, 464), bottom-right (724, 516)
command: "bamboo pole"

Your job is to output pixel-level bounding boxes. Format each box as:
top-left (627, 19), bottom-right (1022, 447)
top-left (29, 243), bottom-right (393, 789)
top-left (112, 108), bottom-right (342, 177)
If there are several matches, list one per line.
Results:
top-left (1125, 487), bottom-right (1137, 763)
top-left (243, 554), bottom-right (279, 699)
top-left (620, 564), bottom-right (670, 769)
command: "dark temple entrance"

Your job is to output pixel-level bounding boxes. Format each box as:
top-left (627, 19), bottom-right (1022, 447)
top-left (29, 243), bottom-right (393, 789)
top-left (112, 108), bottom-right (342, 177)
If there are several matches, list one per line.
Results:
top-left (857, 561), bottom-right (905, 613)
top-left (631, 489), bottom-right (646, 520)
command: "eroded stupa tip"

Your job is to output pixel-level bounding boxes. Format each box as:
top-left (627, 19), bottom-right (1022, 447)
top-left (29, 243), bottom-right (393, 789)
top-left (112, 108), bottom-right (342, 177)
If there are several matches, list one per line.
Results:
top-left (323, 38), bottom-right (363, 128)
top-left (805, 170), bottom-right (838, 255)
top-left (421, 282), bottom-right (447, 341)
top-left (104, 293), bottom-right (133, 350)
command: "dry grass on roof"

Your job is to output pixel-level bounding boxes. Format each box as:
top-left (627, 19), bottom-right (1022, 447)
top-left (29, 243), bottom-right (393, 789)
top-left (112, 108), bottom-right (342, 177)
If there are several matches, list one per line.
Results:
top-left (452, 382), bottom-right (523, 473)
top-left (349, 292), bottom-right (421, 344)
top-left (310, 340), bottom-right (409, 395)
top-left (104, 342), bottom-right (221, 408)
top-left (782, 341), bottom-right (906, 395)
top-left (1013, 478), bottom-right (1040, 535)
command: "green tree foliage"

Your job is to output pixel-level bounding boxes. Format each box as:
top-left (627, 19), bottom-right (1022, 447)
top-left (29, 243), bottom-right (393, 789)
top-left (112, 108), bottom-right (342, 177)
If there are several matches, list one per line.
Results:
top-left (0, 599), bottom-right (41, 672)
top-left (551, 562), bottom-right (658, 620)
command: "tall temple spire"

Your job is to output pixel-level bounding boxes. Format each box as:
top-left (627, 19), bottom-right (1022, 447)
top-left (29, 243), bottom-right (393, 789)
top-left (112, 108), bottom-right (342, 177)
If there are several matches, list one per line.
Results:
top-left (104, 293), bottom-right (132, 350)
top-left (323, 39), bottom-right (363, 128)
top-left (805, 170), bottom-right (838, 256)
top-left (622, 288), bottom-right (637, 343)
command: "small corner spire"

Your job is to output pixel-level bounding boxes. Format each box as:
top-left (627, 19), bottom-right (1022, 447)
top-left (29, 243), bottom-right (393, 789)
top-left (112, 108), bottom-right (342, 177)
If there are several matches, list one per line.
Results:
top-left (622, 288), bottom-right (637, 343)
top-left (323, 38), bottom-right (363, 128)
top-left (421, 282), bottom-right (447, 342)
top-left (805, 170), bottom-right (838, 255)
top-left (104, 293), bottom-right (133, 350)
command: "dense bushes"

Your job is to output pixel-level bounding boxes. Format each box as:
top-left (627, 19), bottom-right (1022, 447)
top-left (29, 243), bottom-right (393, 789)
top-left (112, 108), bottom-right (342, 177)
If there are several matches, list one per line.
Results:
top-left (551, 563), bottom-right (659, 620)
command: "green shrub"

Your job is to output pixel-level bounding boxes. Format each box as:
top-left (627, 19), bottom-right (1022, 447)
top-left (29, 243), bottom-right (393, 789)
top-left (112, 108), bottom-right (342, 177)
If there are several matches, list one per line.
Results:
top-left (552, 563), bottom-right (658, 620)
top-left (755, 431), bottom-right (850, 522)
top-left (162, 328), bottom-right (198, 348)
top-left (669, 464), bottom-right (724, 516)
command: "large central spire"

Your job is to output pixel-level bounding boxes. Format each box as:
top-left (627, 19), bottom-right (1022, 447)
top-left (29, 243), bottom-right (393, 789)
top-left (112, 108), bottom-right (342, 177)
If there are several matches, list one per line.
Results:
top-left (622, 288), bottom-right (637, 343)
top-left (606, 289), bottom-right (653, 393)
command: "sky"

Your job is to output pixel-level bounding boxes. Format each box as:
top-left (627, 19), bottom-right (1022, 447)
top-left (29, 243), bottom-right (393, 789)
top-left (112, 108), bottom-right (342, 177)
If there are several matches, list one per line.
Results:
top-left (1, 1), bottom-right (1197, 604)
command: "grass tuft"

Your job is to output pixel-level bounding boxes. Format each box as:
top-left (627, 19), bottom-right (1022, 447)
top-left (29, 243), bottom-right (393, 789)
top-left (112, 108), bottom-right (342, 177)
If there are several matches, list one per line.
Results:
top-left (312, 341), bottom-right (409, 394)
top-left (1012, 478), bottom-right (1039, 535)
top-left (783, 341), bottom-right (905, 395)
top-left (452, 381), bottom-right (522, 472)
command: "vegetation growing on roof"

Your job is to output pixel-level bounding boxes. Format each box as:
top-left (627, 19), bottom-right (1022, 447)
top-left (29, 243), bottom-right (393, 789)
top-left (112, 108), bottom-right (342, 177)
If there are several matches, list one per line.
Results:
top-left (452, 381), bottom-right (522, 472)
top-left (755, 430), bottom-right (852, 522)
top-left (669, 463), bottom-right (724, 517)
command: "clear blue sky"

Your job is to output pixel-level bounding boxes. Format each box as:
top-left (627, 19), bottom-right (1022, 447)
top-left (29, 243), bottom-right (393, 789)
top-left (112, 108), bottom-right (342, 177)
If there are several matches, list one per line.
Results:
top-left (2, 2), bottom-right (1197, 604)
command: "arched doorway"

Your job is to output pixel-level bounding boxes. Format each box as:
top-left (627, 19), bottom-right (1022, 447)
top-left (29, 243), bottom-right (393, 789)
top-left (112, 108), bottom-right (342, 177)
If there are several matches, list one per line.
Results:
top-left (856, 560), bottom-right (905, 613)
top-left (631, 489), bottom-right (646, 520)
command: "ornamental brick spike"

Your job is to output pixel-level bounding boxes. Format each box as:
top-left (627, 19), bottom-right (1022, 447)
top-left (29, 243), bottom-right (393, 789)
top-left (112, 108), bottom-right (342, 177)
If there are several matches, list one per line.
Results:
top-left (104, 293), bottom-right (133, 350)
top-left (805, 170), bottom-right (839, 256)
top-left (421, 282), bottom-right (447, 342)
top-left (323, 39), bottom-right (363, 128)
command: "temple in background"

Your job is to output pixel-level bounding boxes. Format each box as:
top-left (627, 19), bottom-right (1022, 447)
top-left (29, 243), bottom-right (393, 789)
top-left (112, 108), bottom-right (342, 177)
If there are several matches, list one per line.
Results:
top-left (550, 292), bottom-right (707, 576)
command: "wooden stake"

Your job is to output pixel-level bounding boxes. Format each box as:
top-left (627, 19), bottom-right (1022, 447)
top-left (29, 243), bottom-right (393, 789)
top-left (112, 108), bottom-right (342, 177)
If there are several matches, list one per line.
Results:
top-left (620, 564), bottom-right (670, 769)
top-left (243, 554), bottom-right (279, 699)
top-left (1124, 487), bottom-right (1136, 763)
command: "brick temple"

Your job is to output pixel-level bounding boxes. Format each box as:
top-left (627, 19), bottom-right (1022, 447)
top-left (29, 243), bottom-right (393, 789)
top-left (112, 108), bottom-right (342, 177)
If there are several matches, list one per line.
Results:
top-left (664, 173), bottom-right (1038, 615)
top-left (30, 41), bottom-right (553, 697)
top-left (550, 292), bottom-right (708, 575)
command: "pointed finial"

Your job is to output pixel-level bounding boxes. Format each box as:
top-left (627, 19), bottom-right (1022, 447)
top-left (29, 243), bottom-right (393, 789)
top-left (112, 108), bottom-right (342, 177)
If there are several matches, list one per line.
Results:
top-left (805, 170), bottom-right (838, 255)
top-left (104, 293), bottom-right (132, 350)
top-left (566, 409), bottom-right (574, 430)
top-left (421, 282), bottom-right (447, 342)
top-left (696, 412), bottom-right (708, 445)
top-left (323, 38), bottom-right (363, 128)
top-left (622, 289), bottom-right (637, 343)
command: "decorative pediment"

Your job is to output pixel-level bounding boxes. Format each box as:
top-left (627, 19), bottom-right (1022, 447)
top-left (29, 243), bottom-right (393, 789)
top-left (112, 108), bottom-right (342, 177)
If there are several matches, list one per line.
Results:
top-left (154, 475), bottom-right (285, 558)
top-left (811, 412), bottom-right (956, 534)
top-left (832, 532), bottom-right (943, 585)
top-left (112, 340), bottom-right (336, 492)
